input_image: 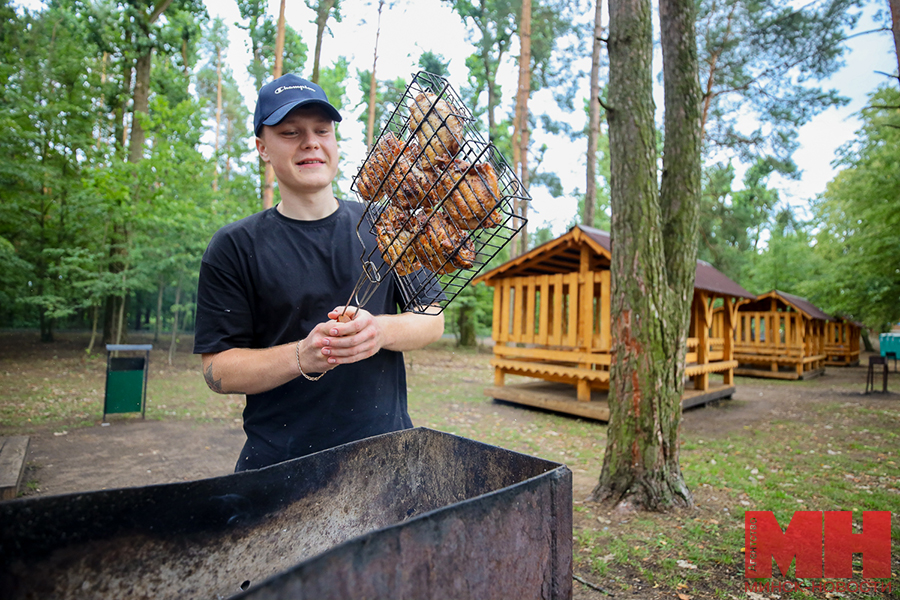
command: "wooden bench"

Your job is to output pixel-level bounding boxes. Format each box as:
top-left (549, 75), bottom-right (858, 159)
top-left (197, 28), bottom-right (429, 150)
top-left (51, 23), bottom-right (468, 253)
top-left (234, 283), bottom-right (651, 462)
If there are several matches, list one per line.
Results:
top-left (0, 436), bottom-right (30, 500)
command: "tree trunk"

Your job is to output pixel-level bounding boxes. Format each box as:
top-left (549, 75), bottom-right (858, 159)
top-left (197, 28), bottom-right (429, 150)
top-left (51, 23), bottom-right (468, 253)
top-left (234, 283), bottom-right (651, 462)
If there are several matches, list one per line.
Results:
top-left (891, 0), bottom-right (900, 75)
top-left (262, 0), bottom-right (288, 211)
top-left (115, 291), bottom-right (127, 346)
top-left (862, 330), bottom-right (874, 353)
top-left (512, 0), bottom-right (532, 257)
top-left (585, 0), bottom-right (603, 227)
top-left (274, 0), bottom-right (286, 77)
top-left (366, 0), bottom-right (384, 150)
top-left (115, 32), bottom-right (133, 155)
top-left (127, 51), bottom-right (152, 164)
top-left (154, 281), bottom-right (164, 343)
top-left (482, 45), bottom-right (499, 140)
top-left (213, 45), bottom-right (223, 192)
top-left (168, 281), bottom-right (182, 366)
top-left (87, 304), bottom-right (99, 354)
top-left (590, 0), bottom-right (697, 511)
top-left (133, 290), bottom-right (142, 331)
top-left (312, 0), bottom-right (337, 84)
top-left (656, 0), bottom-right (702, 497)
top-left (457, 304), bottom-right (477, 347)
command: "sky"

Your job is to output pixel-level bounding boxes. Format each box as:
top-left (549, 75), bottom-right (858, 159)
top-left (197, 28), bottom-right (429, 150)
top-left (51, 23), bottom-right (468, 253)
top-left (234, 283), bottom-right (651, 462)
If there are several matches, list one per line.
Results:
top-left (16, 0), bottom-right (898, 233)
top-left (209, 0), bottom-right (897, 231)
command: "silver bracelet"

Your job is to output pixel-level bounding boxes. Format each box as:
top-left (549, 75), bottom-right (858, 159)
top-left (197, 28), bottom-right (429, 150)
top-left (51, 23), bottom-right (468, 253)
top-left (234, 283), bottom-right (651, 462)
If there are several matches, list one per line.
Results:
top-left (296, 339), bottom-right (326, 381)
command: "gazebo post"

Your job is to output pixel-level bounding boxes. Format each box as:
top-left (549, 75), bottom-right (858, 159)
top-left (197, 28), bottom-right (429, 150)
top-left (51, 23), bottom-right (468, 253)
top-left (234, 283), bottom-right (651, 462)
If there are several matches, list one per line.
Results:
top-left (694, 291), bottom-right (711, 392)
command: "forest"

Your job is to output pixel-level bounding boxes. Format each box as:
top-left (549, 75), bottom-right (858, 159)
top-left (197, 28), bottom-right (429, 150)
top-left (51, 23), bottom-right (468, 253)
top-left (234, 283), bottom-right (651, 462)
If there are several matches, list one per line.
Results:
top-left (1, 0), bottom-right (898, 353)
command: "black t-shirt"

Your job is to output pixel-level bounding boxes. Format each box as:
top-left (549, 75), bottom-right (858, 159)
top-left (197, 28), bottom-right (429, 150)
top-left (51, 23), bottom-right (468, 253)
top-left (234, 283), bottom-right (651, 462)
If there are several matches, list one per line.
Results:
top-left (194, 200), bottom-right (438, 471)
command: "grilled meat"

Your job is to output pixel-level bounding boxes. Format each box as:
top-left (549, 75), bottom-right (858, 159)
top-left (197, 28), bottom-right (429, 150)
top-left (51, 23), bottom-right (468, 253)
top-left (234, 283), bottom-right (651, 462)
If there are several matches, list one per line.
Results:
top-left (408, 92), bottom-right (464, 165)
top-left (374, 206), bottom-right (421, 276)
top-left (429, 159), bottom-right (502, 229)
top-left (410, 211), bottom-right (475, 274)
top-left (356, 133), bottom-right (431, 210)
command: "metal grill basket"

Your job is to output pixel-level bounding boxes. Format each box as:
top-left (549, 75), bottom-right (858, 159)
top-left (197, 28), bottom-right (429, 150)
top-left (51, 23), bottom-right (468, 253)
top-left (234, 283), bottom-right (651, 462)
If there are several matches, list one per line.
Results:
top-left (347, 71), bottom-right (528, 315)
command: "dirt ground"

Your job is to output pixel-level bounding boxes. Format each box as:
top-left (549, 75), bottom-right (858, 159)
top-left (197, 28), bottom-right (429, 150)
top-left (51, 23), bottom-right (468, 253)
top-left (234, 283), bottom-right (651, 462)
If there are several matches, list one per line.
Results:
top-left (20, 356), bottom-right (895, 499)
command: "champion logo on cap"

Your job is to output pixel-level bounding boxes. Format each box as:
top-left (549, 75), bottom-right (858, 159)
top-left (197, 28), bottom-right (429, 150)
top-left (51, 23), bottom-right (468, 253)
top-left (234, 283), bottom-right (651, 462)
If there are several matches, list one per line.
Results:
top-left (275, 85), bottom-right (315, 95)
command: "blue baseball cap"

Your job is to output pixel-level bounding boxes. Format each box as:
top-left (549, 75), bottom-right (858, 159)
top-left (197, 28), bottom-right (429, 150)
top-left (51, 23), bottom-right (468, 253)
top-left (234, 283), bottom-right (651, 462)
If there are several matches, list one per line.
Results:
top-left (253, 74), bottom-right (342, 137)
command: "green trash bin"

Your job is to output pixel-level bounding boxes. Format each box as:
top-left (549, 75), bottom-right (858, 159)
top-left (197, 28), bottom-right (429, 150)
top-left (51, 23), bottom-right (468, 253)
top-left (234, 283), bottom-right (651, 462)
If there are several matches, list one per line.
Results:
top-left (104, 344), bottom-right (151, 421)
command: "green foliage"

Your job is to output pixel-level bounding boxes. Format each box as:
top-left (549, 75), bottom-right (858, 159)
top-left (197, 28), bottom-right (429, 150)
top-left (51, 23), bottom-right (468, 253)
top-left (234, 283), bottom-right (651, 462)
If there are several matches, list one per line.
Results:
top-left (697, 0), bottom-right (861, 167)
top-left (743, 208), bottom-right (822, 295)
top-left (237, 0), bottom-right (308, 88)
top-left (806, 85), bottom-right (900, 330)
top-left (0, 1), bottom-right (257, 340)
top-left (355, 70), bottom-right (407, 139)
top-left (698, 158), bottom-right (784, 285)
top-left (418, 50), bottom-right (451, 77)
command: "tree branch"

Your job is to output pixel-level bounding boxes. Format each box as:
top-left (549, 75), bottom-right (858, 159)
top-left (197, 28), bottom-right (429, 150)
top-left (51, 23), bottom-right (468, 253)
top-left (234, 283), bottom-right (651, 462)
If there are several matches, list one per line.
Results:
top-left (874, 70), bottom-right (900, 82)
top-left (149, 0), bottom-right (173, 24)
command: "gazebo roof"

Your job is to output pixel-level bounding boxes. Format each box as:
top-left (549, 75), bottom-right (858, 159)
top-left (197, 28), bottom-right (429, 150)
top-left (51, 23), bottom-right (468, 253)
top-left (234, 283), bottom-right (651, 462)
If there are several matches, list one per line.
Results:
top-left (750, 290), bottom-right (834, 322)
top-left (473, 225), bottom-right (755, 299)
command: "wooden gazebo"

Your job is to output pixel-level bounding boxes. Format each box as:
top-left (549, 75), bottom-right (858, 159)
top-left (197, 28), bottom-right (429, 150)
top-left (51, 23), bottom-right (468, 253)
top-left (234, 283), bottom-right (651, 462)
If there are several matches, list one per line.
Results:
top-left (472, 225), bottom-right (755, 421)
top-left (824, 316), bottom-right (861, 366)
top-left (719, 290), bottom-right (830, 379)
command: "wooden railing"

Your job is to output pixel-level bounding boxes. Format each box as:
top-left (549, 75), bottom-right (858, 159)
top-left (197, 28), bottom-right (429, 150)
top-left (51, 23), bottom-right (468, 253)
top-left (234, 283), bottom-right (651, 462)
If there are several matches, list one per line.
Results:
top-left (491, 271), bottom-right (611, 352)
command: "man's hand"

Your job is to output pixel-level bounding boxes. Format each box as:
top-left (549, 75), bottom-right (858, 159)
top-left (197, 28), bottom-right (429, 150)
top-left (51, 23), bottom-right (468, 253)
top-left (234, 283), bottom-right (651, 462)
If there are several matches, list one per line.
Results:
top-left (322, 306), bottom-right (386, 365)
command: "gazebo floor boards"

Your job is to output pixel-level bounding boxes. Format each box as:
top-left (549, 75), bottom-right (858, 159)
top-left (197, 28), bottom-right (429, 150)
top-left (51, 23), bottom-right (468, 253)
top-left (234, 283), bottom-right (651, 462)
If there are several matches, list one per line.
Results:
top-left (733, 366), bottom-right (825, 380)
top-left (484, 381), bottom-right (735, 423)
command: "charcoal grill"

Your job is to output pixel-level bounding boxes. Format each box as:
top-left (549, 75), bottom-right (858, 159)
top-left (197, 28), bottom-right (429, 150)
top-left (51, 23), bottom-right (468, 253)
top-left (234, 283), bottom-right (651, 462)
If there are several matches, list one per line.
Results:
top-left (345, 71), bottom-right (529, 315)
top-left (0, 428), bottom-right (572, 600)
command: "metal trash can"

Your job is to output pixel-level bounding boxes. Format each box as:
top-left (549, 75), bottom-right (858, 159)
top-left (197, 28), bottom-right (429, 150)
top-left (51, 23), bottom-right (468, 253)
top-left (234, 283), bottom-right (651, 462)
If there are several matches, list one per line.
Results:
top-left (103, 344), bottom-right (152, 421)
top-left (0, 428), bottom-right (573, 600)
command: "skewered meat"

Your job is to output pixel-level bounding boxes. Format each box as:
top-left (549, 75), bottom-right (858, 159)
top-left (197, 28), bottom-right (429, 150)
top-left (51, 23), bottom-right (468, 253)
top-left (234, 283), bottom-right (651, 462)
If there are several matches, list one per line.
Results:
top-left (410, 211), bottom-right (475, 274)
top-left (356, 133), bottom-right (431, 210)
top-left (408, 92), bottom-right (464, 165)
top-left (429, 159), bottom-right (502, 229)
top-left (374, 206), bottom-right (421, 276)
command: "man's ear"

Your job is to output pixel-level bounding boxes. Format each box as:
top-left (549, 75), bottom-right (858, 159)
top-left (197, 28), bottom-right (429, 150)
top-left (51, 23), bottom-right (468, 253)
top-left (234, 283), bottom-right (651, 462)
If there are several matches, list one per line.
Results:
top-left (255, 135), bottom-right (270, 163)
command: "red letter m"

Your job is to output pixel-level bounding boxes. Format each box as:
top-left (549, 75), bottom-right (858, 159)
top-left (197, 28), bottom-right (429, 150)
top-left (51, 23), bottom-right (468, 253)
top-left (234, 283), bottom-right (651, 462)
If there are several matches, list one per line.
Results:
top-left (824, 511), bottom-right (891, 578)
top-left (746, 511), bottom-right (822, 578)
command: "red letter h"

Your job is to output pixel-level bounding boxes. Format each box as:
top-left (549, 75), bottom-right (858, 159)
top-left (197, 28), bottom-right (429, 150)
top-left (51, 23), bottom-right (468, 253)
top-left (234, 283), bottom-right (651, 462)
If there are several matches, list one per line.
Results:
top-left (824, 511), bottom-right (891, 578)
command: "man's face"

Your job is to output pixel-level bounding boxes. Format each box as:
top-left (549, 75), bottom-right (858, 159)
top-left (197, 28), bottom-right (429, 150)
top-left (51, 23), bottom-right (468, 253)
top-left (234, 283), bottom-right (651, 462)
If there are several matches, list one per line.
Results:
top-left (256, 105), bottom-right (339, 200)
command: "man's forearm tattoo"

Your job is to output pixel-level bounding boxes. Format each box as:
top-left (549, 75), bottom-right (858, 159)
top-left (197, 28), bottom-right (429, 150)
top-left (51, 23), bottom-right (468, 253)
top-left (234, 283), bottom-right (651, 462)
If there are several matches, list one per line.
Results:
top-left (204, 361), bottom-right (224, 393)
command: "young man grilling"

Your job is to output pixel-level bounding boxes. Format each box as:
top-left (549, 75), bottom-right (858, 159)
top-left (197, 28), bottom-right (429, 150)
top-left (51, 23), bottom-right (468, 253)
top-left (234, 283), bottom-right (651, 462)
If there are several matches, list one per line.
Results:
top-left (194, 74), bottom-right (444, 472)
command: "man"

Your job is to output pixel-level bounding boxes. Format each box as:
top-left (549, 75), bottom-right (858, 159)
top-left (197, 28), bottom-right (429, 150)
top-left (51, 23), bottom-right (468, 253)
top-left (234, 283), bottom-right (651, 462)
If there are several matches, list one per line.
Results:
top-left (194, 74), bottom-right (444, 472)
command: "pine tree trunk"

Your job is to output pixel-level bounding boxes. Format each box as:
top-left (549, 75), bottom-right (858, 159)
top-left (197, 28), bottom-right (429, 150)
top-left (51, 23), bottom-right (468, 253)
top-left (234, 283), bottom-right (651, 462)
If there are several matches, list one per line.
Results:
top-left (262, 0), bottom-right (287, 211)
top-left (366, 0), bottom-right (384, 151)
top-left (512, 0), bottom-right (532, 257)
top-left (213, 45), bottom-right (222, 192)
top-left (590, 0), bottom-right (696, 511)
top-left (312, 0), bottom-right (337, 84)
top-left (585, 0), bottom-right (603, 227)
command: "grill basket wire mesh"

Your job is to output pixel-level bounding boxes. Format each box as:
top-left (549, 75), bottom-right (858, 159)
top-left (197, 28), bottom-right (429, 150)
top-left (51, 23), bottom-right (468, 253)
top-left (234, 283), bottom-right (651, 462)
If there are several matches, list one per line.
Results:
top-left (350, 71), bottom-right (529, 315)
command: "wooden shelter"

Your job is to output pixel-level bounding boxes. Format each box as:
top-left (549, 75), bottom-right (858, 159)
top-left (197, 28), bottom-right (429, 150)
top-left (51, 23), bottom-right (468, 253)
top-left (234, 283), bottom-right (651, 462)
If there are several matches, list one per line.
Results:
top-left (472, 225), bottom-right (755, 421)
top-left (824, 316), bottom-right (861, 366)
top-left (720, 290), bottom-right (830, 379)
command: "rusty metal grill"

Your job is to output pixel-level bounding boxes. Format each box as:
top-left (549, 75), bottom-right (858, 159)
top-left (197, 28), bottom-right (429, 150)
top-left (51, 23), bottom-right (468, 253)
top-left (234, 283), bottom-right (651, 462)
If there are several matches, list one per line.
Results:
top-left (349, 71), bottom-right (528, 315)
